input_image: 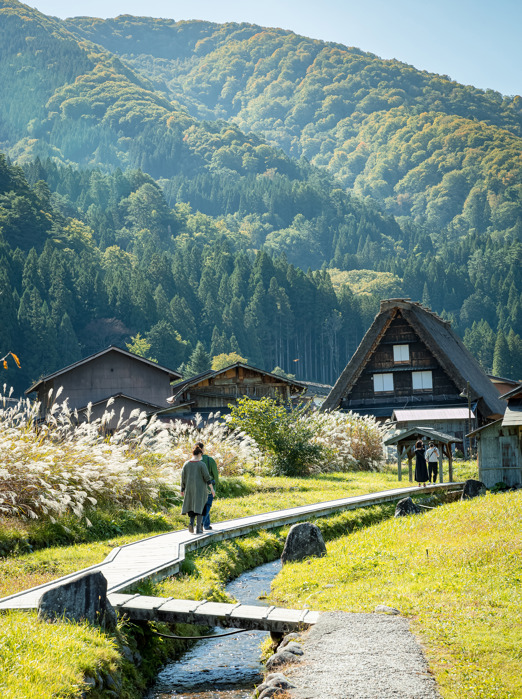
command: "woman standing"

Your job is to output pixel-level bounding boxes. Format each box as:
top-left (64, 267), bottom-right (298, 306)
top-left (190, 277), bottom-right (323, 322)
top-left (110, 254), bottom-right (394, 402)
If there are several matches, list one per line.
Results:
top-left (414, 439), bottom-right (429, 487)
top-left (180, 446), bottom-right (216, 534)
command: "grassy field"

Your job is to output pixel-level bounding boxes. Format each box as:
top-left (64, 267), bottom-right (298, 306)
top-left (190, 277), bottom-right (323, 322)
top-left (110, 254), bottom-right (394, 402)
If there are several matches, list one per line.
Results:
top-left (270, 490), bottom-right (522, 699)
top-left (0, 462), bottom-right (478, 698)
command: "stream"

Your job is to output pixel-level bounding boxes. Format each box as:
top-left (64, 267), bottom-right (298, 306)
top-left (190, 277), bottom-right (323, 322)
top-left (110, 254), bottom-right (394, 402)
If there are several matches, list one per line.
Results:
top-left (146, 558), bottom-right (282, 699)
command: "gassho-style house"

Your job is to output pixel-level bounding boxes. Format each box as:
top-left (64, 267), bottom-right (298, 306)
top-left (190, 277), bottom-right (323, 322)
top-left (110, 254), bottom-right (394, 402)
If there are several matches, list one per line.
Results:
top-left (322, 298), bottom-right (506, 451)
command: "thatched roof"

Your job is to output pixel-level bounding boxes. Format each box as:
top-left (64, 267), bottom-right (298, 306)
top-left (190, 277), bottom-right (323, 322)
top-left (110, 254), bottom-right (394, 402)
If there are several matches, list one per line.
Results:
top-left (322, 299), bottom-right (506, 419)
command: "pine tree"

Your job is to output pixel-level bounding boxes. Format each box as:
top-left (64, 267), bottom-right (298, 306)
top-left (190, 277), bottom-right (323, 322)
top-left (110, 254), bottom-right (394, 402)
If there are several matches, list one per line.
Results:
top-left (492, 330), bottom-right (511, 377)
top-left (180, 341), bottom-right (211, 378)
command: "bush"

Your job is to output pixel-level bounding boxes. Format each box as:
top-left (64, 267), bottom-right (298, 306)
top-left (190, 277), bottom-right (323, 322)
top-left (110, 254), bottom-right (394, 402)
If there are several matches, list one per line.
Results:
top-left (227, 397), bottom-right (324, 476)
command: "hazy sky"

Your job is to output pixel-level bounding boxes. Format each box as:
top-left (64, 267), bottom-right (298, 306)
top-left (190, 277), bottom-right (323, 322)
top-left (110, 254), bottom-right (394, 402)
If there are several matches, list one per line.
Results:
top-left (28, 0), bottom-right (521, 96)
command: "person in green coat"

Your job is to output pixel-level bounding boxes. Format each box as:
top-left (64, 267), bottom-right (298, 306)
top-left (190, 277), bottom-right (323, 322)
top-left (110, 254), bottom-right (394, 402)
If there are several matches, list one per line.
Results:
top-left (180, 446), bottom-right (215, 534)
top-left (196, 441), bottom-right (219, 531)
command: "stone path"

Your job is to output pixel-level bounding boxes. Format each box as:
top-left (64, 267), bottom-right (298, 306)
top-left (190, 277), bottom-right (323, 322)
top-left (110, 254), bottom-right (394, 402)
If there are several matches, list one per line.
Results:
top-left (269, 612), bottom-right (440, 699)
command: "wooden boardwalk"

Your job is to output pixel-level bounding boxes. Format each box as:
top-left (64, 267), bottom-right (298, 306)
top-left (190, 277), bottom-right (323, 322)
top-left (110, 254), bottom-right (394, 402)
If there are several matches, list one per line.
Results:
top-left (0, 482), bottom-right (462, 613)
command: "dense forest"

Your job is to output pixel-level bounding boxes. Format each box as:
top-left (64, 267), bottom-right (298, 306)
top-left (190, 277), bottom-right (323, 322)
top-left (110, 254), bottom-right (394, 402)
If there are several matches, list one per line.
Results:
top-left (0, 0), bottom-right (521, 393)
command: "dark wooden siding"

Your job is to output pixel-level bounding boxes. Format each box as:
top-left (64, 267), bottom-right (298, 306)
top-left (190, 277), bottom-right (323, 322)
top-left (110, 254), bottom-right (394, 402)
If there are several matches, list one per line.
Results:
top-left (342, 314), bottom-right (463, 411)
top-left (181, 366), bottom-right (298, 411)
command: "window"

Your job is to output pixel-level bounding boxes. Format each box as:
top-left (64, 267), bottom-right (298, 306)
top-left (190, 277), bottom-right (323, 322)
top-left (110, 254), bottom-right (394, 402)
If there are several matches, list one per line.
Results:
top-left (393, 344), bottom-right (410, 363)
top-left (412, 371), bottom-right (433, 390)
top-left (373, 373), bottom-right (394, 392)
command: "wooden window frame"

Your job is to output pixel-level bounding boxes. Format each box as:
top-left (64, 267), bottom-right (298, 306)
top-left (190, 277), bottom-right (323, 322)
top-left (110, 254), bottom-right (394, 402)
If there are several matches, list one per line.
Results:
top-left (393, 344), bottom-right (410, 364)
top-left (412, 370), bottom-right (433, 391)
top-left (373, 373), bottom-right (394, 393)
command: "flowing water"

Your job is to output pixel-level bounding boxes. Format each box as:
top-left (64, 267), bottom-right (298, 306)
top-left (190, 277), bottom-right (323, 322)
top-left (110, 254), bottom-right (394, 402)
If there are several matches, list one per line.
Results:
top-left (147, 558), bottom-right (282, 699)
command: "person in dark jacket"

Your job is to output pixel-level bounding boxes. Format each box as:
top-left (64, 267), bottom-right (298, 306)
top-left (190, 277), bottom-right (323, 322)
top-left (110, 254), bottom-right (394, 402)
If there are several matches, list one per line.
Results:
top-left (414, 439), bottom-right (429, 487)
top-left (180, 446), bottom-right (215, 534)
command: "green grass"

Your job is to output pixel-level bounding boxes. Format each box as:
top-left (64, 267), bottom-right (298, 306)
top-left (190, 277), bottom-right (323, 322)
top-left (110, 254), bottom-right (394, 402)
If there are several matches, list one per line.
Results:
top-left (0, 611), bottom-right (119, 699)
top-left (0, 464), bottom-right (477, 698)
top-left (269, 490), bottom-right (522, 699)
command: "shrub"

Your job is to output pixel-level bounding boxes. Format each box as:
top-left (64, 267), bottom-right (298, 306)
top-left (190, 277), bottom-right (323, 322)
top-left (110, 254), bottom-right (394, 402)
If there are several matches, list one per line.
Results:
top-left (227, 397), bottom-right (324, 476)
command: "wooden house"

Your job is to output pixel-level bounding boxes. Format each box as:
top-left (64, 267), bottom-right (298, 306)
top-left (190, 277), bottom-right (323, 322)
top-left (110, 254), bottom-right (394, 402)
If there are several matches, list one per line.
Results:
top-left (25, 346), bottom-right (181, 429)
top-left (471, 384), bottom-right (522, 487)
top-left (322, 299), bottom-right (506, 447)
top-left (158, 362), bottom-right (306, 420)
top-left (488, 374), bottom-right (521, 397)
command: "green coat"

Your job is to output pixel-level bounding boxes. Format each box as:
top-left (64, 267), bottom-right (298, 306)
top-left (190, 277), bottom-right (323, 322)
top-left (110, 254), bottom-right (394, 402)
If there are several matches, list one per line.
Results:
top-left (202, 453), bottom-right (219, 492)
top-left (181, 459), bottom-right (212, 515)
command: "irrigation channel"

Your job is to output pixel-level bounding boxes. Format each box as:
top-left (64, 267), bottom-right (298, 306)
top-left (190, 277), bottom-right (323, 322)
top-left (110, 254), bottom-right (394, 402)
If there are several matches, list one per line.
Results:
top-left (147, 559), bottom-right (282, 699)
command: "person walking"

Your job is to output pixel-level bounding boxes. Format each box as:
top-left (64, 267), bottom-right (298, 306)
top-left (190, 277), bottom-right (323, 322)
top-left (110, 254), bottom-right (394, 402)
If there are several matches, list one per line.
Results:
top-left (425, 441), bottom-right (440, 483)
top-left (180, 446), bottom-right (215, 534)
top-left (414, 439), bottom-right (429, 487)
top-left (196, 441), bottom-right (219, 531)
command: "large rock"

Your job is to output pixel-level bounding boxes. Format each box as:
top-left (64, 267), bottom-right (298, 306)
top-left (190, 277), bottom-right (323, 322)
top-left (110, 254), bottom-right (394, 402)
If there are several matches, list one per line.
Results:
top-left (394, 497), bottom-right (421, 517)
top-left (281, 522), bottom-right (326, 565)
top-left (38, 571), bottom-right (116, 629)
top-left (461, 479), bottom-right (487, 500)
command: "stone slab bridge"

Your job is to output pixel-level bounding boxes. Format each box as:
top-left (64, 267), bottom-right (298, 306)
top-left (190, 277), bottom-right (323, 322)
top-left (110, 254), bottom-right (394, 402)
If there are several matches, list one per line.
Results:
top-left (0, 483), bottom-right (462, 632)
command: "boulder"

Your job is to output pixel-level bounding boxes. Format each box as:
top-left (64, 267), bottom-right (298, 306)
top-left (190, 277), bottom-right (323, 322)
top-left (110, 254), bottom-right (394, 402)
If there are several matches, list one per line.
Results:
top-left (38, 571), bottom-right (116, 629)
top-left (254, 672), bottom-right (296, 698)
top-left (375, 605), bottom-right (400, 615)
top-left (281, 522), bottom-right (326, 565)
top-left (394, 497), bottom-right (421, 517)
top-left (461, 479), bottom-right (487, 500)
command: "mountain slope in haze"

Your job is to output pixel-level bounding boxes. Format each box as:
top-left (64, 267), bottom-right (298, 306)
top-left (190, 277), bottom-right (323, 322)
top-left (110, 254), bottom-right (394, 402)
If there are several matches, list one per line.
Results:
top-left (0, 0), bottom-right (409, 271)
top-left (68, 16), bottom-right (522, 240)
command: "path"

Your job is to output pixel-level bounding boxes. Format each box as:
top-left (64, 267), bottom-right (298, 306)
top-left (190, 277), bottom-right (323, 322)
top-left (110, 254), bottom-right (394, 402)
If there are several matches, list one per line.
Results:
top-left (281, 611), bottom-right (439, 699)
top-left (0, 483), bottom-right (460, 611)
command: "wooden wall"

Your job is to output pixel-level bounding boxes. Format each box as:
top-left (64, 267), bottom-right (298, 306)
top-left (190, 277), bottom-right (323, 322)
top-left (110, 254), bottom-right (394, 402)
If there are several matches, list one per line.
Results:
top-left (477, 424), bottom-right (522, 487)
top-left (181, 366), bottom-right (295, 410)
top-left (37, 351), bottom-right (173, 414)
top-left (343, 314), bottom-right (464, 411)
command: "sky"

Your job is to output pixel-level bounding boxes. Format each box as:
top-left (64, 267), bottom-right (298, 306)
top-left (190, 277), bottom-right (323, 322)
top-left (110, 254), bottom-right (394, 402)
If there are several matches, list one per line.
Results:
top-left (28, 0), bottom-right (521, 97)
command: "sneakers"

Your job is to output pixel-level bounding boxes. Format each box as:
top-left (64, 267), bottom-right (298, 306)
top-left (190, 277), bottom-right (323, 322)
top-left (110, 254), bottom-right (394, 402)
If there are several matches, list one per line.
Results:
top-left (204, 526), bottom-right (213, 531)
top-left (196, 528), bottom-right (203, 534)
top-left (188, 523), bottom-right (194, 533)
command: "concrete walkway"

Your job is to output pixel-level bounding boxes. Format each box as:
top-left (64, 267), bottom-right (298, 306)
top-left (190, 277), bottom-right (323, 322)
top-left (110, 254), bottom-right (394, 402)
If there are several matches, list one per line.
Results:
top-left (0, 483), bottom-right (460, 611)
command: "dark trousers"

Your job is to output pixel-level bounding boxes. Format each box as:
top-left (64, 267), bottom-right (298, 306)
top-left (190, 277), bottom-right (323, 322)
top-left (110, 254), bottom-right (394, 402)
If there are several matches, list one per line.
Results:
top-left (428, 462), bottom-right (438, 483)
top-left (202, 492), bottom-right (214, 528)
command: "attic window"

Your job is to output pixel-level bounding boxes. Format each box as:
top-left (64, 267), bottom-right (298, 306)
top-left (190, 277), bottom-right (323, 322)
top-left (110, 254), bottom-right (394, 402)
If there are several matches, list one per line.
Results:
top-left (412, 370), bottom-right (433, 391)
top-left (373, 373), bottom-right (394, 393)
top-left (393, 344), bottom-right (410, 363)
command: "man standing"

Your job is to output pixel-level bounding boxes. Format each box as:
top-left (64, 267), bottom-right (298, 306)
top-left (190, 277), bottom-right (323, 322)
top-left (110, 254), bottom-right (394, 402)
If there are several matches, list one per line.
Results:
top-left (196, 441), bottom-right (219, 530)
top-left (425, 441), bottom-right (440, 483)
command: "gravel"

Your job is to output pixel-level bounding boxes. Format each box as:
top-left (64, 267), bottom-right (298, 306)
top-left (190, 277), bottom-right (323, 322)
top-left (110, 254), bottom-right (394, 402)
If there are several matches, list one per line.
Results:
top-left (281, 611), bottom-right (440, 699)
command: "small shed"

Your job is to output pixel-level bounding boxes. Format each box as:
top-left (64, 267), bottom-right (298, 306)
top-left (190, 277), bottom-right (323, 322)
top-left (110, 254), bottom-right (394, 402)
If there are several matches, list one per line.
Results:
top-left (384, 426), bottom-right (458, 482)
top-left (469, 383), bottom-right (522, 487)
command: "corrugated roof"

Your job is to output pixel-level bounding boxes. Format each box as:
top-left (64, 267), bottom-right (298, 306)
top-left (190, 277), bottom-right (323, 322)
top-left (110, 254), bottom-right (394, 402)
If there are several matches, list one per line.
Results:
top-left (502, 401), bottom-right (522, 426)
top-left (393, 407), bottom-right (475, 422)
top-left (384, 426), bottom-right (458, 445)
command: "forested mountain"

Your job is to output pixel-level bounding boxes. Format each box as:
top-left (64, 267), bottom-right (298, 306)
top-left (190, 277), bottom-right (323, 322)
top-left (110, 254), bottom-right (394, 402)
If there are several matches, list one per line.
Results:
top-left (66, 16), bottom-right (522, 243)
top-left (0, 1), bottom-right (521, 392)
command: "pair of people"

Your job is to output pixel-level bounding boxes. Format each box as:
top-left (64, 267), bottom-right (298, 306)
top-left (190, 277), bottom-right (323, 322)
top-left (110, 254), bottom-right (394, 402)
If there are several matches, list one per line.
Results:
top-left (180, 442), bottom-right (219, 534)
top-left (414, 440), bottom-right (439, 486)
